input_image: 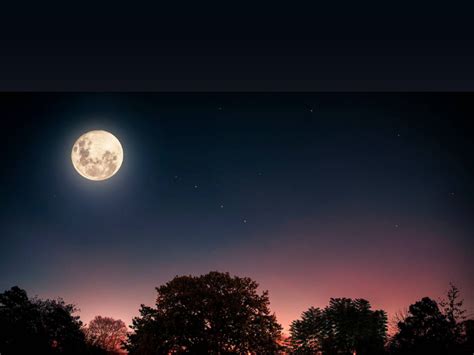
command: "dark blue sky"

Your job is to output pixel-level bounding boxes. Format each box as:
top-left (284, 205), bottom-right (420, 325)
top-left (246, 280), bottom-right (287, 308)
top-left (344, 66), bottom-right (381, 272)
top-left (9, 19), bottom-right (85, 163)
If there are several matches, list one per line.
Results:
top-left (1, 93), bottom-right (473, 329)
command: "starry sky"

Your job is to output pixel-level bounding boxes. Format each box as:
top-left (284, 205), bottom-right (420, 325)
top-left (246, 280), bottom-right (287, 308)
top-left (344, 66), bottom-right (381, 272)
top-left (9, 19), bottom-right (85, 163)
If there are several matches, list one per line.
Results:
top-left (0, 93), bottom-right (473, 331)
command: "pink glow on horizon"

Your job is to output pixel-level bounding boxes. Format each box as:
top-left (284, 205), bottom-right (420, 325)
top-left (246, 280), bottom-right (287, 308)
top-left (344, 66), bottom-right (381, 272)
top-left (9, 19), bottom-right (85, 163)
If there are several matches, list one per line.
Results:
top-left (31, 218), bottom-right (473, 333)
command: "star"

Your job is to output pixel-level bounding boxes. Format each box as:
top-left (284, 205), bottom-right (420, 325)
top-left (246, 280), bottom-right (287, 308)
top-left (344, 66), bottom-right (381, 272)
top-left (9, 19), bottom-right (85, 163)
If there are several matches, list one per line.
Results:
top-left (218, 106), bottom-right (223, 111)
top-left (194, 185), bottom-right (198, 189)
top-left (449, 192), bottom-right (455, 196)
top-left (220, 204), bottom-right (224, 209)
top-left (394, 224), bottom-right (399, 228)
top-left (243, 219), bottom-right (247, 223)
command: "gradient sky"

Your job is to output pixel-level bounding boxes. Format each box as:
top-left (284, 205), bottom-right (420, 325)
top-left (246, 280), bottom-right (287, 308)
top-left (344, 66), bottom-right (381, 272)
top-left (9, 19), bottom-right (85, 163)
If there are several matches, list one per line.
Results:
top-left (1, 93), bottom-right (473, 331)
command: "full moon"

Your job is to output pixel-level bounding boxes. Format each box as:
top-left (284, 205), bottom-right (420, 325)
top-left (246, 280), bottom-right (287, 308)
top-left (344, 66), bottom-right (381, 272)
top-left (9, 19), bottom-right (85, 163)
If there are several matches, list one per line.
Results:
top-left (71, 130), bottom-right (123, 181)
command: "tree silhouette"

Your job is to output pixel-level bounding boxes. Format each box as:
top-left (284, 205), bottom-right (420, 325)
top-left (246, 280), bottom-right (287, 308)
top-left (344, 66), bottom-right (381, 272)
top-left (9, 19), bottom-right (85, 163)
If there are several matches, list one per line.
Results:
top-left (84, 316), bottom-right (128, 354)
top-left (289, 307), bottom-right (328, 353)
top-left (461, 319), bottom-right (474, 353)
top-left (439, 283), bottom-right (467, 345)
top-left (390, 284), bottom-right (472, 355)
top-left (125, 271), bottom-right (283, 354)
top-left (389, 297), bottom-right (454, 355)
top-left (2, 281), bottom-right (471, 354)
top-left (290, 298), bottom-right (387, 355)
top-left (0, 286), bottom-right (102, 354)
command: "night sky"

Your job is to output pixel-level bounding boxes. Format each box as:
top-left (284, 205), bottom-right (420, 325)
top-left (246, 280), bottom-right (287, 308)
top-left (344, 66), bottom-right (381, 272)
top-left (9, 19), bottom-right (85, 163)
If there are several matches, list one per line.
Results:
top-left (1, 93), bottom-right (473, 331)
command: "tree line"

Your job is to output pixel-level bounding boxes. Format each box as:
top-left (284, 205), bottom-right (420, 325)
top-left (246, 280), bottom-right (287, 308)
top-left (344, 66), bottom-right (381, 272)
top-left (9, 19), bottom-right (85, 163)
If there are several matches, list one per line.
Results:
top-left (0, 271), bottom-right (472, 354)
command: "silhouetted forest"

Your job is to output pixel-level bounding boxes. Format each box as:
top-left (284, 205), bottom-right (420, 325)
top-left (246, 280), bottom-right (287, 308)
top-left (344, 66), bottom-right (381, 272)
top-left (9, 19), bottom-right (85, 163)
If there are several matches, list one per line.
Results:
top-left (1, 272), bottom-right (472, 354)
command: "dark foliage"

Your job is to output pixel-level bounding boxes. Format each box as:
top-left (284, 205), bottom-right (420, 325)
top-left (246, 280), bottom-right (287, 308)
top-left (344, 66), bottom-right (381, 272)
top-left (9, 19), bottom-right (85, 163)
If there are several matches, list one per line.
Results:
top-left (84, 315), bottom-right (128, 354)
top-left (389, 287), bottom-right (472, 355)
top-left (125, 271), bottom-right (283, 354)
top-left (290, 298), bottom-right (387, 355)
top-left (461, 319), bottom-right (474, 353)
top-left (440, 283), bottom-right (467, 345)
top-left (389, 297), bottom-right (452, 354)
top-left (0, 286), bottom-right (105, 355)
top-left (1, 281), bottom-right (472, 355)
